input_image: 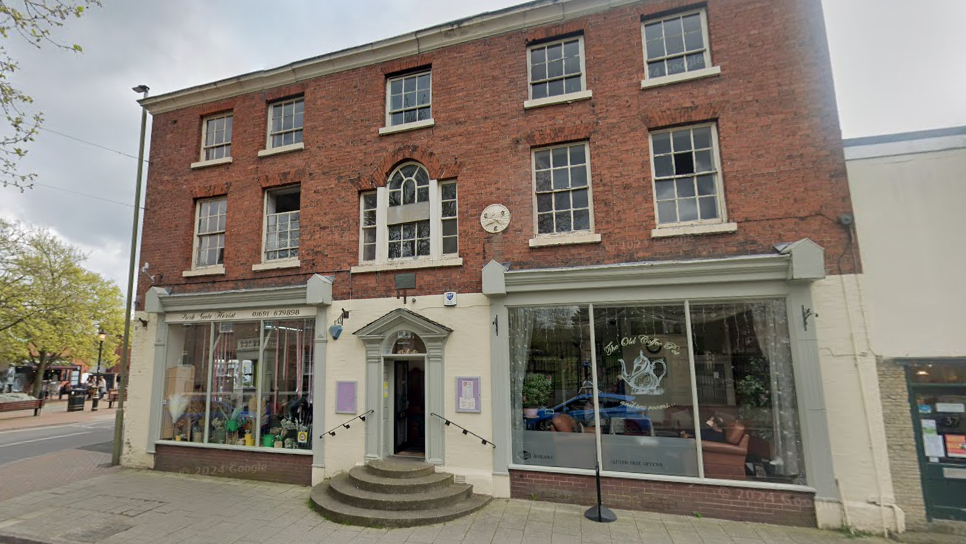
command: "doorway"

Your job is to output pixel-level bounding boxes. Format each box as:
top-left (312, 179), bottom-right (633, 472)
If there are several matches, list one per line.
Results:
top-left (392, 359), bottom-right (425, 457)
top-left (907, 361), bottom-right (966, 522)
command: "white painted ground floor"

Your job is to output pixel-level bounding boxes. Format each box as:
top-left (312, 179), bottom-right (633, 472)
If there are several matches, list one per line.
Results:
top-left (121, 240), bottom-right (909, 533)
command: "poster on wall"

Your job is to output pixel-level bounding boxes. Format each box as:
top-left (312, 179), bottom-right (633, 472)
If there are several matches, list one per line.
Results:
top-left (945, 434), bottom-right (966, 459)
top-left (335, 381), bottom-right (357, 414)
top-left (456, 377), bottom-right (481, 413)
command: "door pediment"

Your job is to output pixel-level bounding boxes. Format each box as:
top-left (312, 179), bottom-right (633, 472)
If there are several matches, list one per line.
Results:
top-left (353, 308), bottom-right (452, 342)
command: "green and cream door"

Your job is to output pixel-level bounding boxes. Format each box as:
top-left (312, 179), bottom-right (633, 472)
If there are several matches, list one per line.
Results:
top-left (907, 360), bottom-right (966, 522)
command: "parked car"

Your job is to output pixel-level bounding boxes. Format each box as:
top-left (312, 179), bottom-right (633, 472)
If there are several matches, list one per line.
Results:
top-left (525, 392), bottom-right (652, 435)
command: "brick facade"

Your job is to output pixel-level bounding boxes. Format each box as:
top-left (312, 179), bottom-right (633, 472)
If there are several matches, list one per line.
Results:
top-left (154, 444), bottom-right (312, 486)
top-left (136, 0), bottom-right (855, 307)
top-left (510, 469), bottom-right (817, 527)
top-left (876, 359), bottom-right (928, 527)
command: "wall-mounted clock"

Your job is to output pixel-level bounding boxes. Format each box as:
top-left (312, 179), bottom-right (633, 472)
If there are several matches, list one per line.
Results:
top-left (480, 204), bottom-right (511, 233)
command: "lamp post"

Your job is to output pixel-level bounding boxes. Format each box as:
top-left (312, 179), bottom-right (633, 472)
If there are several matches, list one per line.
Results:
top-left (112, 84), bottom-right (150, 466)
top-left (91, 328), bottom-right (106, 412)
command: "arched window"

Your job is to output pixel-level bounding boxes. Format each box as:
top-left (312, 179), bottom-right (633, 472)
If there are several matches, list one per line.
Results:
top-left (358, 161), bottom-right (459, 266)
top-left (388, 163), bottom-right (429, 207)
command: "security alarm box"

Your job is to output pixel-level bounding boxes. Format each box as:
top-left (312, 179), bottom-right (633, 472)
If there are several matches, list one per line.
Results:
top-left (443, 292), bottom-right (457, 306)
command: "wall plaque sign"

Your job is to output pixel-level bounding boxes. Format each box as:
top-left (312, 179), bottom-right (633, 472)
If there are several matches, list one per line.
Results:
top-left (456, 376), bottom-right (481, 413)
top-left (335, 381), bottom-right (357, 414)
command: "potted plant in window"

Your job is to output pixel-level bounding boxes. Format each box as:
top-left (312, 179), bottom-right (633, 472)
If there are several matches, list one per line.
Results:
top-left (522, 373), bottom-right (552, 419)
top-left (211, 418), bottom-right (226, 444)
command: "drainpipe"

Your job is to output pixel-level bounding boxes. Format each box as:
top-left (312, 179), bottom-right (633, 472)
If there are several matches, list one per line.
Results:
top-left (838, 272), bottom-right (890, 536)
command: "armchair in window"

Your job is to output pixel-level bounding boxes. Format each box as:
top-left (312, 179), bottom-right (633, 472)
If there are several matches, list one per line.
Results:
top-left (701, 420), bottom-right (749, 480)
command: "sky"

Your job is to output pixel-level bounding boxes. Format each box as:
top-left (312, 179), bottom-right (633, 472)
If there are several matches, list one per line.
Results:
top-left (0, 0), bottom-right (963, 300)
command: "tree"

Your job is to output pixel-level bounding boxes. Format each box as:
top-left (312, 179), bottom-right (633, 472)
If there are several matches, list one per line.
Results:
top-left (0, 218), bottom-right (124, 397)
top-left (0, 1), bottom-right (100, 191)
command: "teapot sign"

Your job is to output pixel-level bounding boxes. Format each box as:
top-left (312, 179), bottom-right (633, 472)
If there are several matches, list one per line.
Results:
top-left (619, 351), bottom-right (667, 395)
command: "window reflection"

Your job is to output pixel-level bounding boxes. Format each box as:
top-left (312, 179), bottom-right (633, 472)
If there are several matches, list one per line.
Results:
top-left (160, 318), bottom-right (315, 451)
top-left (594, 305), bottom-right (699, 477)
top-left (510, 306), bottom-right (597, 469)
top-left (690, 301), bottom-right (805, 484)
top-left (161, 324), bottom-right (211, 442)
top-left (507, 299), bottom-right (806, 485)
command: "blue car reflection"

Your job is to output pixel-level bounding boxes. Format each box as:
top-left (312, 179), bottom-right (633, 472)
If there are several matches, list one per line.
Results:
top-left (526, 393), bottom-right (652, 435)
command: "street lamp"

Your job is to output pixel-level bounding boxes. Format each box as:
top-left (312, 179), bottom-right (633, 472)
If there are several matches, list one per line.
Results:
top-left (112, 84), bottom-right (150, 466)
top-left (96, 328), bottom-right (106, 373)
top-left (91, 328), bottom-right (106, 412)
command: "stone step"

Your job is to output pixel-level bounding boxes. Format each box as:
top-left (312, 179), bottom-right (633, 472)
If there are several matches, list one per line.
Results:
top-left (328, 473), bottom-right (472, 511)
top-left (311, 482), bottom-right (490, 528)
top-left (365, 458), bottom-right (436, 479)
top-left (348, 465), bottom-right (454, 494)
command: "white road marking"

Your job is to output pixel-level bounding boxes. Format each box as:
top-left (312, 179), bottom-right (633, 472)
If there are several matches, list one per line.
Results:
top-left (0, 431), bottom-right (92, 448)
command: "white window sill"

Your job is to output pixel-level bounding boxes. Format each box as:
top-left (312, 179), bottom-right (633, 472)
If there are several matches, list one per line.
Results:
top-left (529, 232), bottom-right (601, 248)
top-left (641, 66), bottom-right (721, 90)
top-left (182, 265), bottom-right (225, 277)
top-left (252, 258), bottom-right (300, 271)
top-left (257, 142), bottom-right (304, 158)
top-left (378, 118), bottom-right (435, 136)
top-left (351, 256), bottom-right (463, 274)
top-left (190, 156), bottom-right (232, 169)
top-left (524, 90), bottom-right (593, 110)
top-left (651, 222), bottom-right (737, 238)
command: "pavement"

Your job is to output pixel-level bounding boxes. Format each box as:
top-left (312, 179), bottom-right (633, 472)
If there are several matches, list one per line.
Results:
top-left (0, 469), bottom-right (922, 544)
top-left (0, 399), bottom-right (114, 433)
top-left (0, 417), bottom-right (118, 502)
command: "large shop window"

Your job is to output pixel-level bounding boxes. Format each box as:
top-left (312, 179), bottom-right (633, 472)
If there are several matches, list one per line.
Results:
top-left (160, 319), bottom-right (314, 451)
top-left (509, 299), bottom-right (805, 485)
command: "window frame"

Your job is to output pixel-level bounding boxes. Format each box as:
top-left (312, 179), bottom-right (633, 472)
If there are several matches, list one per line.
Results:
top-left (264, 97), bottom-right (304, 152)
top-left (354, 162), bottom-right (462, 272)
top-left (200, 112), bottom-right (232, 162)
top-left (384, 70), bottom-right (433, 129)
top-left (258, 185), bottom-right (301, 268)
top-left (527, 36), bottom-right (588, 102)
top-left (640, 8), bottom-right (719, 88)
top-left (191, 196), bottom-right (227, 271)
top-left (529, 141), bottom-right (599, 245)
top-left (648, 122), bottom-right (728, 230)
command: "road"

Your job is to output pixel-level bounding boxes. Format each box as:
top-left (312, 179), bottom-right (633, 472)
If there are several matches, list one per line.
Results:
top-left (0, 417), bottom-right (114, 467)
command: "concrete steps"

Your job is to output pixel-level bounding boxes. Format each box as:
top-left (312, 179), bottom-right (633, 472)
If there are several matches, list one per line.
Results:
top-left (310, 459), bottom-right (490, 528)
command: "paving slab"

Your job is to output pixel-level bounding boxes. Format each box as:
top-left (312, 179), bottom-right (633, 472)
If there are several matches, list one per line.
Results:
top-left (0, 469), bottom-right (957, 544)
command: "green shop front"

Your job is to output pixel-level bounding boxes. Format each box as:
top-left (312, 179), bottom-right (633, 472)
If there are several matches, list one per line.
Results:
top-left (483, 240), bottom-right (837, 526)
top-left (142, 276), bottom-right (332, 485)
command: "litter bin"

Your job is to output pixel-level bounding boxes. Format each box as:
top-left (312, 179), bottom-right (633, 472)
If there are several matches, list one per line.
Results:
top-left (67, 387), bottom-right (86, 412)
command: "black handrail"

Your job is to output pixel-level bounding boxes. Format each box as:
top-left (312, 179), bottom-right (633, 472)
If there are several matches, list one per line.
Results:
top-left (430, 412), bottom-right (496, 448)
top-left (321, 409), bottom-right (374, 438)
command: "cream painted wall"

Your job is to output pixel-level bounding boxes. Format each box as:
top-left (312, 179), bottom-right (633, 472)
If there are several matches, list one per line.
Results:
top-left (847, 147), bottom-right (966, 358)
top-left (122, 310), bottom-right (157, 469)
top-left (812, 275), bottom-right (901, 533)
top-left (322, 294), bottom-right (496, 493)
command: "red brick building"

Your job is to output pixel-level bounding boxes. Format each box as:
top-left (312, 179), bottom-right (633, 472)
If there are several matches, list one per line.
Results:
top-left (124, 0), bottom-right (899, 532)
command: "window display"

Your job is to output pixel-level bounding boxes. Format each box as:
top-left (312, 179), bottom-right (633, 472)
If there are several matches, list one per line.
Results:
top-left (508, 298), bottom-right (806, 485)
top-left (509, 306), bottom-right (596, 470)
top-left (161, 324), bottom-right (211, 442)
top-left (160, 318), bottom-right (314, 451)
top-left (689, 301), bottom-right (804, 484)
top-left (593, 305), bottom-right (698, 477)
top-left (259, 320), bottom-right (314, 449)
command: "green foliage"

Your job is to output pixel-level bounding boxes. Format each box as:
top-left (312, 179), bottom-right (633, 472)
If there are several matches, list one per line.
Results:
top-left (522, 373), bottom-right (552, 408)
top-left (0, 1), bottom-right (101, 191)
top-left (0, 218), bottom-right (124, 396)
top-left (734, 355), bottom-right (774, 441)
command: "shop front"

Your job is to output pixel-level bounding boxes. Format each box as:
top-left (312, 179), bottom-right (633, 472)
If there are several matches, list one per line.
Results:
top-left (136, 275), bottom-right (332, 485)
top-left (483, 240), bottom-right (838, 526)
top-left (904, 360), bottom-right (966, 522)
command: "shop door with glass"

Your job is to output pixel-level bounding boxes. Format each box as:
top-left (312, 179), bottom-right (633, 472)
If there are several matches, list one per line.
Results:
top-left (908, 362), bottom-right (966, 522)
